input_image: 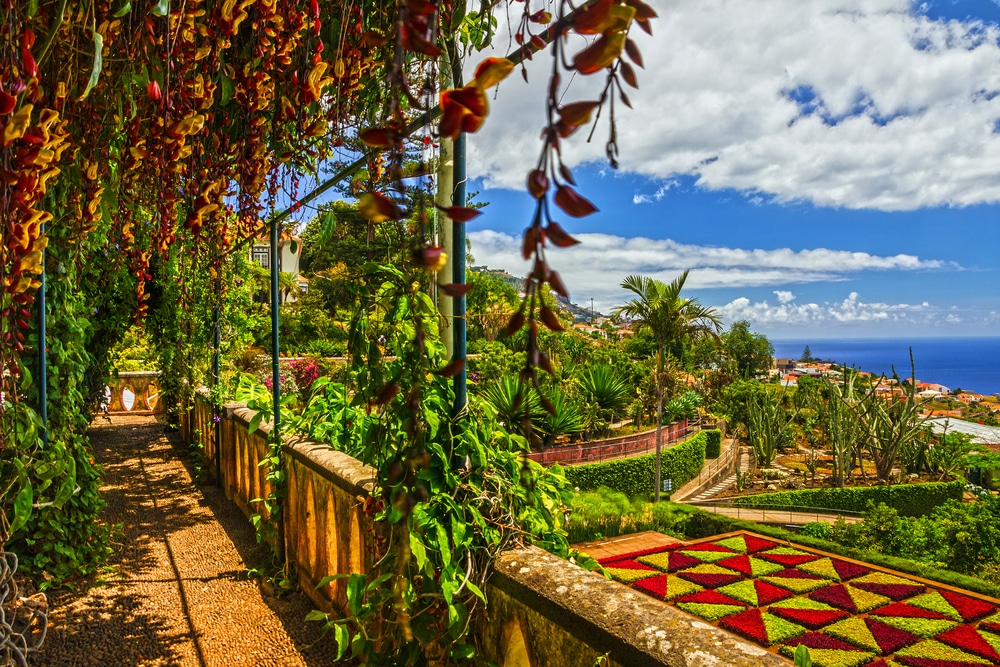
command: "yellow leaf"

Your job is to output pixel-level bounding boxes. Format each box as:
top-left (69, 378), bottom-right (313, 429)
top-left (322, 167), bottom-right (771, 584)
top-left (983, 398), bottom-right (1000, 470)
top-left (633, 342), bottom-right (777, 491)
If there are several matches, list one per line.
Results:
top-left (2, 104), bottom-right (33, 146)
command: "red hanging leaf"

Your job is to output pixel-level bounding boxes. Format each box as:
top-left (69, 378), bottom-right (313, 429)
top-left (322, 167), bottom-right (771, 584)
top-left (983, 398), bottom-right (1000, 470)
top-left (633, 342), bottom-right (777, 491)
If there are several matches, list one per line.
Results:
top-left (544, 222), bottom-right (580, 247)
top-left (624, 38), bottom-right (644, 68)
top-left (573, 33), bottom-right (626, 75)
top-left (522, 226), bottom-right (538, 259)
top-left (359, 127), bottom-right (396, 148)
top-left (401, 26), bottom-right (442, 56)
top-left (527, 169), bottom-right (549, 199)
top-left (147, 80), bottom-right (162, 102)
top-left (362, 30), bottom-right (387, 47)
top-left (539, 305), bottom-right (564, 332)
top-left (439, 283), bottom-right (473, 297)
top-left (504, 311), bottom-right (526, 337)
top-left (620, 61), bottom-right (638, 89)
top-left (407, 0), bottom-right (438, 15)
top-left (529, 9), bottom-right (552, 23)
top-left (538, 352), bottom-right (555, 376)
top-left (436, 205), bottom-right (482, 222)
top-left (554, 185), bottom-right (598, 217)
top-left (0, 90), bottom-right (15, 115)
top-left (548, 270), bottom-right (569, 298)
top-left (473, 57), bottom-right (515, 88)
top-left (359, 192), bottom-right (401, 222)
top-left (373, 382), bottom-right (401, 406)
top-left (624, 0), bottom-right (658, 22)
top-left (439, 85), bottom-right (488, 139)
top-left (434, 358), bottom-right (466, 378)
top-left (559, 163), bottom-right (576, 185)
top-left (411, 246), bottom-right (447, 272)
top-left (530, 35), bottom-right (547, 51)
top-left (558, 100), bottom-right (600, 126)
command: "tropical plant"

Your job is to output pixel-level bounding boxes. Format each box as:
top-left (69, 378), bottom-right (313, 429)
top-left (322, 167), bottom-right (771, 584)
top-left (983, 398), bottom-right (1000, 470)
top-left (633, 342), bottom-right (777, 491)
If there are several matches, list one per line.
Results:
top-left (746, 389), bottom-right (796, 468)
top-left (536, 390), bottom-right (586, 444)
top-left (479, 375), bottom-right (544, 440)
top-left (612, 271), bottom-right (721, 500)
top-left (576, 364), bottom-right (631, 417)
top-left (664, 390), bottom-right (702, 424)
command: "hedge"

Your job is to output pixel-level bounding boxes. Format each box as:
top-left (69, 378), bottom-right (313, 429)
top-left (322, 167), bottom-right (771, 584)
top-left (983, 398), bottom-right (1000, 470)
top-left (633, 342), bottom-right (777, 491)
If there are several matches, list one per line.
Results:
top-left (704, 429), bottom-right (721, 458)
top-left (563, 430), bottom-right (708, 498)
top-left (671, 504), bottom-right (1000, 599)
top-left (729, 479), bottom-right (964, 517)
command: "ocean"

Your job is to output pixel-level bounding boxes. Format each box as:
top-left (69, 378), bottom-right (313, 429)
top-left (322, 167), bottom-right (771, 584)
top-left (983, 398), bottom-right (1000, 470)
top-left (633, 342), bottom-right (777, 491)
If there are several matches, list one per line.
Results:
top-left (771, 337), bottom-right (1000, 397)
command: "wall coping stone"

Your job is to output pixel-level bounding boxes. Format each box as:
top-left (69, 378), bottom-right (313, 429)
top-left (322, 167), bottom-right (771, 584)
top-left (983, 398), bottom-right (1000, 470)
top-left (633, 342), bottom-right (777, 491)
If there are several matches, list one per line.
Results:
top-left (492, 546), bottom-right (789, 667)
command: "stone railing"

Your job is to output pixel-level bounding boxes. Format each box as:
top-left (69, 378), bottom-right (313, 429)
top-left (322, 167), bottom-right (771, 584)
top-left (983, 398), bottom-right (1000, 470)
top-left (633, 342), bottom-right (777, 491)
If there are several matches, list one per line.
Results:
top-left (180, 396), bottom-right (790, 666)
top-left (105, 371), bottom-right (163, 414)
top-left (527, 419), bottom-right (692, 466)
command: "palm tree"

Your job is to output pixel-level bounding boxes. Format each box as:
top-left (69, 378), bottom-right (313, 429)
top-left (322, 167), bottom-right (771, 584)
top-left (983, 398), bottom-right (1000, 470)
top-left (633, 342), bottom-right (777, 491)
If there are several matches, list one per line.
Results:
top-left (612, 271), bottom-right (721, 500)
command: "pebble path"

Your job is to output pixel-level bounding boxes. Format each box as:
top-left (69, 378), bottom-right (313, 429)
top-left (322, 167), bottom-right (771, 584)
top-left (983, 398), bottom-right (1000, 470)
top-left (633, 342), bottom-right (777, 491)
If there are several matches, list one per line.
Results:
top-left (36, 415), bottom-right (339, 667)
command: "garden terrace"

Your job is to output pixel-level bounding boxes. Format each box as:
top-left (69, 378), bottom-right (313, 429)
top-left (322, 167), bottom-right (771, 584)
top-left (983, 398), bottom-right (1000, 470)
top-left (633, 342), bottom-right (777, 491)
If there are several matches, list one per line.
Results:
top-left (599, 530), bottom-right (1000, 667)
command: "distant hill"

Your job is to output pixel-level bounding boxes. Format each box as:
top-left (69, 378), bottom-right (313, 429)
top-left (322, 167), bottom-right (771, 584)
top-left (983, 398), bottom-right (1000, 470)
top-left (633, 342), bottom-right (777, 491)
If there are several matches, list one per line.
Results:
top-left (469, 266), bottom-right (603, 323)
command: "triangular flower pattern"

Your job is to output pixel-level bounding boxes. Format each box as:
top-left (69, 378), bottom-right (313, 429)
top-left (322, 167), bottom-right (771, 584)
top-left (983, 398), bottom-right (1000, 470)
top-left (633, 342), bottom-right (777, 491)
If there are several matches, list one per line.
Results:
top-left (596, 531), bottom-right (1000, 667)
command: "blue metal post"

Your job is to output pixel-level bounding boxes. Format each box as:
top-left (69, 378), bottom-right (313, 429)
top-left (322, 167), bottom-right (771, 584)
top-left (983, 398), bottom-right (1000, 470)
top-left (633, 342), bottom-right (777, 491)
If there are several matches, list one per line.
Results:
top-left (38, 224), bottom-right (48, 447)
top-left (269, 220), bottom-right (281, 439)
top-left (213, 276), bottom-right (221, 486)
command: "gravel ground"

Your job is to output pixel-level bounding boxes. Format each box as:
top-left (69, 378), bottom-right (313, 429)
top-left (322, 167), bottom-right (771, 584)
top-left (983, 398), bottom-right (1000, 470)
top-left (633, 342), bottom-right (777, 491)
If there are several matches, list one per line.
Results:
top-left (35, 415), bottom-right (341, 666)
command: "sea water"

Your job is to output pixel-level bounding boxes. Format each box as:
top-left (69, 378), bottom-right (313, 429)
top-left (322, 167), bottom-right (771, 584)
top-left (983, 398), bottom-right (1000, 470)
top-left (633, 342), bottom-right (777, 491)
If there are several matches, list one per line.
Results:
top-left (771, 337), bottom-right (1000, 397)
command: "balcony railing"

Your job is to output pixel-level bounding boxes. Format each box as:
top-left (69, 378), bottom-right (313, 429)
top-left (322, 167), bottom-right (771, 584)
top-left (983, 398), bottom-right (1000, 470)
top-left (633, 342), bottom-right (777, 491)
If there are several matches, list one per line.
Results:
top-left (105, 371), bottom-right (163, 414)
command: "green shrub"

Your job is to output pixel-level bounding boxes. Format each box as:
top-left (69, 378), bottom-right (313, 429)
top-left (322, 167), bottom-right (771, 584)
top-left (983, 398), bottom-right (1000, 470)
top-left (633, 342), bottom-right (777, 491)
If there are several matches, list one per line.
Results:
top-left (566, 488), bottom-right (689, 544)
top-left (730, 479), bottom-right (963, 517)
top-left (704, 429), bottom-right (721, 458)
top-left (563, 430), bottom-right (708, 498)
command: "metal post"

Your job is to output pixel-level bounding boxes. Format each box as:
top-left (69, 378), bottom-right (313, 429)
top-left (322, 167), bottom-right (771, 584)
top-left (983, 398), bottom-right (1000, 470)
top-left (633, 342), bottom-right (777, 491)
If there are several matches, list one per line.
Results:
top-left (38, 224), bottom-right (47, 447)
top-left (212, 276), bottom-right (222, 487)
top-left (452, 132), bottom-right (467, 414)
top-left (269, 217), bottom-right (285, 561)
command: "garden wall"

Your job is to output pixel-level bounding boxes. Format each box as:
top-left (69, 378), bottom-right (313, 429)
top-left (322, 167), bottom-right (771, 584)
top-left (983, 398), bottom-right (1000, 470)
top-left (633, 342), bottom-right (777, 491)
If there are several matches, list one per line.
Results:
top-left (527, 420), bottom-right (691, 466)
top-left (563, 430), bottom-right (712, 498)
top-left (180, 398), bottom-right (786, 666)
top-left (730, 479), bottom-right (965, 517)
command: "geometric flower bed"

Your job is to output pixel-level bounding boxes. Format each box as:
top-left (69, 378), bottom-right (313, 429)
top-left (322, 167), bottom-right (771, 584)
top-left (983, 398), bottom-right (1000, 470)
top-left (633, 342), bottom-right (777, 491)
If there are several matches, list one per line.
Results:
top-left (598, 531), bottom-right (1000, 667)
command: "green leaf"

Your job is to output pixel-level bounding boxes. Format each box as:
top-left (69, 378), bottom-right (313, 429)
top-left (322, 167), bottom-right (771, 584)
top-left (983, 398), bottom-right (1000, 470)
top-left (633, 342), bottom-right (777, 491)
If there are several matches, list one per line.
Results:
top-left (151, 0), bottom-right (169, 16)
top-left (449, 642), bottom-right (475, 660)
top-left (10, 478), bottom-right (33, 534)
top-left (409, 531), bottom-right (428, 571)
top-left (248, 412), bottom-right (263, 433)
top-left (465, 580), bottom-right (486, 604)
top-left (794, 644), bottom-right (812, 667)
top-left (334, 624), bottom-right (350, 660)
top-left (304, 609), bottom-right (328, 622)
top-left (315, 573), bottom-right (348, 589)
top-left (347, 573), bottom-right (364, 617)
top-left (436, 522), bottom-right (452, 567)
top-left (27, 0), bottom-right (38, 17)
top-left (79, 30), bottom-right (104, 101)
top-left (113, 0), bottom-right (132, 17)
top-left (218, 75), bottom-right (235, 106)
top-left (52, 455), bottom-right (77, 509)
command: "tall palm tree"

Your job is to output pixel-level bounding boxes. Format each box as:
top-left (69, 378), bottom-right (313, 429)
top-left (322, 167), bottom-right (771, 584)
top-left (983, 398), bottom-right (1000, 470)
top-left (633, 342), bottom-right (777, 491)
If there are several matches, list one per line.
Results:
top-left (612, 271), bottom-right (722, 500)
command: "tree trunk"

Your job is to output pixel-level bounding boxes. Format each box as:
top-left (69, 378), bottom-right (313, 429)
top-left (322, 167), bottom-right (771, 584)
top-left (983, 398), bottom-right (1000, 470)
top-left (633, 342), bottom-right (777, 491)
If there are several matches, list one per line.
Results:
top-left (654, 382), bottom-right (663, 502)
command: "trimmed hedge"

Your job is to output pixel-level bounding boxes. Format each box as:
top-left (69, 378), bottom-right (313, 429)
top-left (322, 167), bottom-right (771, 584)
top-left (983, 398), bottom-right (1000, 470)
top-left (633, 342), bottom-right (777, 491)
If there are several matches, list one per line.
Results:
top-left (730, 479), bottom-right (964, 517)
top-left (563, 430), bottom-right (708, 498)
top-left (704, 429), bottom-right (721, 458)
top-left (671, 504), bottom-right (1000, 599)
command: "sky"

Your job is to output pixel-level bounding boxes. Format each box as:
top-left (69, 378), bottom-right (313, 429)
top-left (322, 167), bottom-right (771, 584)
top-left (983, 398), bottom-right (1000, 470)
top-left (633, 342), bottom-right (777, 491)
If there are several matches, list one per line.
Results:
top-left (458, 0), bottom-right (1000, 339)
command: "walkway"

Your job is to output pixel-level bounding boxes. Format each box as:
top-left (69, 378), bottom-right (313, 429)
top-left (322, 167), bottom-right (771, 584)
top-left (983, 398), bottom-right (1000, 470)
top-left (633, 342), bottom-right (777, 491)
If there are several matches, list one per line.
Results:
top-left (680, 503), bottom-right (862, 526)
top-left (38, 415), bottom-right (337, 667)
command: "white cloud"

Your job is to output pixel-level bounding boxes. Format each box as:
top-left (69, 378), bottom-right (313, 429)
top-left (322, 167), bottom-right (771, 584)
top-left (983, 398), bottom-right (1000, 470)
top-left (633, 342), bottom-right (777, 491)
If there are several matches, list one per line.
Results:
top-left (717, 291), bottom-right (936, 327)
top-left (469, 229), bottom-right (948, 310)
top-left (633, 180), bottom-right (679, 204)
top-left (468, 1), bottom-right (1000, 210)
top-left (774, 290), bottom-right (796, 304)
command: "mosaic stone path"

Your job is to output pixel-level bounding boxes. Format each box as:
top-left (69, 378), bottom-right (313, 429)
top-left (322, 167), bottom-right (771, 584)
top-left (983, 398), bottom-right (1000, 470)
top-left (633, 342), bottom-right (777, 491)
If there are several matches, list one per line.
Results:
top-left (599, 531), bottom-right (1000, 667)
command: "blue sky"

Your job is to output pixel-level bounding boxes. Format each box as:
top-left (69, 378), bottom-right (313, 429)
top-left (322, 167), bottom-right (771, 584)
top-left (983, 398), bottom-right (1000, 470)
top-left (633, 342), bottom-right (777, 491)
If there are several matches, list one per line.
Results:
top-left (459, 0), bottom-right (1000, 338)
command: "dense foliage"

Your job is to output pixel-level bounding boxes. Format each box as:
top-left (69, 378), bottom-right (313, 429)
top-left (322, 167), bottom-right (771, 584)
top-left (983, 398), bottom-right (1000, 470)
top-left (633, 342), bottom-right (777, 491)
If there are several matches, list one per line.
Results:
top-left (730, 480), bottom-right (965, 517)
top-left (562, 429), bottom-right (715, 498)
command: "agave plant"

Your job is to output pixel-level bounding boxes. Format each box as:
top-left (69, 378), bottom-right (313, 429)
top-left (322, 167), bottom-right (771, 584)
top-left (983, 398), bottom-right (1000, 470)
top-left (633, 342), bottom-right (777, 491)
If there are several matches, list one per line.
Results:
top-left (479, 375), bottom-right (543, 438)
top-left (577, 364), bottom-right (631, 417)
top-left (536, 389), bottom-right (586, 445)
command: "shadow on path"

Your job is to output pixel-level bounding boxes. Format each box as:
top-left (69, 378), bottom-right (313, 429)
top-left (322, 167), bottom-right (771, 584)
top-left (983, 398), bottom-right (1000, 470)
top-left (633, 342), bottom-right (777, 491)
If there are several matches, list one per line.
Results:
top-left (36, 415), bottom-right (340, 667)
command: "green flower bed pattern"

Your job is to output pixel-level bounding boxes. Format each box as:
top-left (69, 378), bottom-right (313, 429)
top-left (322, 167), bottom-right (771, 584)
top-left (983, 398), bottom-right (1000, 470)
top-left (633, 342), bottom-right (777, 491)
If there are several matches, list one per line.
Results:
top-left (598, 531), bottom-right (1000, 667)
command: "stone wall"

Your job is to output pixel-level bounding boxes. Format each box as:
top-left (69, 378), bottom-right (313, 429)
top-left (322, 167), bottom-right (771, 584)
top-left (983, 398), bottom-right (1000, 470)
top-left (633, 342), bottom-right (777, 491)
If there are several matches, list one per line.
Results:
top-left (181, 396), bottom-right (789, 666)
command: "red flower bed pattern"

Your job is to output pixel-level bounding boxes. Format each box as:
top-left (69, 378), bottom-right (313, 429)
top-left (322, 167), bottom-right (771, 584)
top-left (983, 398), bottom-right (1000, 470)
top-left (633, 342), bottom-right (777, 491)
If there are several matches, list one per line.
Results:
top-left (598, 531), bottom-right (1000, 666)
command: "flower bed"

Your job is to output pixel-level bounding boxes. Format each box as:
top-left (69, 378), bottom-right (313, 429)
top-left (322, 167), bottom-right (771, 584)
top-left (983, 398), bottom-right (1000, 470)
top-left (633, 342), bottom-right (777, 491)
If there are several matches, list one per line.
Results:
top-left (597, 531), bottom-right (1000, 666)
